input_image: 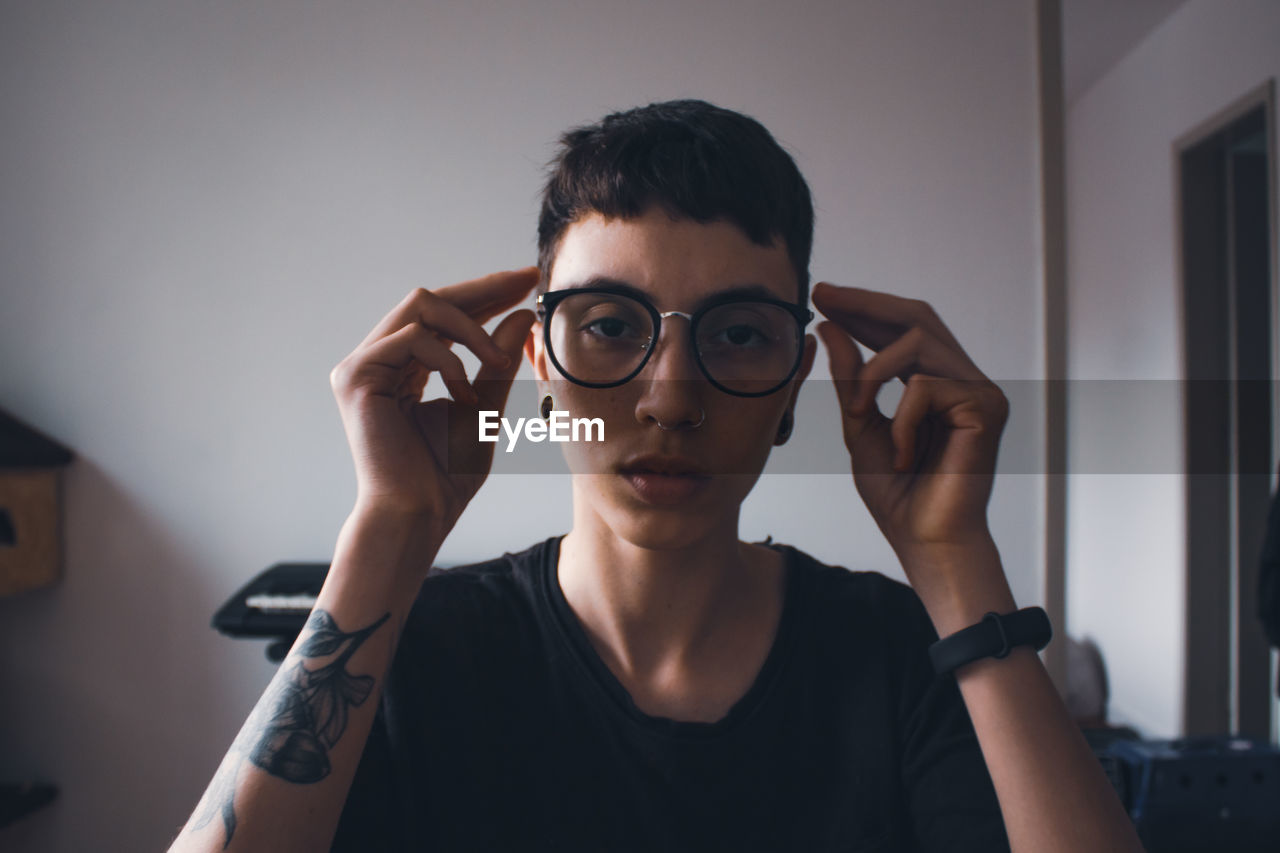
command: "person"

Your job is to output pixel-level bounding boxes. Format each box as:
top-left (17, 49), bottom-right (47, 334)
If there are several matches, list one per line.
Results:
top-left (169, 99), bottom-right (1144, 852)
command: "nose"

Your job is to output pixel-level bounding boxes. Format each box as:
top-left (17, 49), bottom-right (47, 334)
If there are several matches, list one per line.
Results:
top-left (634, 312), bottom-right (705, 430)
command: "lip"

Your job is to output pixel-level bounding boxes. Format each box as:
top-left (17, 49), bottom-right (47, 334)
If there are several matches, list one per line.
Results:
top-left (616, 454), bottom-right (712, 505)
top-left (616, 454), bottom-right (711, 477)
top-left (620, 471), bottom-right (710, 505)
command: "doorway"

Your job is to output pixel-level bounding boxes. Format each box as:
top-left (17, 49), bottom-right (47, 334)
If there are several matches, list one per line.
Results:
top-left (1178, 81), bottom-right (1277, 740)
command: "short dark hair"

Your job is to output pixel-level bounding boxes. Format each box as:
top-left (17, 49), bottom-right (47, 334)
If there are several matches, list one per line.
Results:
top-left (536, 99), bottom-right (814, 305)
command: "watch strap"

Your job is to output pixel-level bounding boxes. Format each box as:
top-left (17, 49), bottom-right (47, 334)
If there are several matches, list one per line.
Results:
top-left (928, 606), bottom-right (1052, 675)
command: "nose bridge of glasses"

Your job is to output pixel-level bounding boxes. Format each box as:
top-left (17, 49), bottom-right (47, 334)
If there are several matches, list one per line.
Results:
top-left (643, 309), bottom-right (700, 378)
top-left (654, 310), bottom-right (695, 346)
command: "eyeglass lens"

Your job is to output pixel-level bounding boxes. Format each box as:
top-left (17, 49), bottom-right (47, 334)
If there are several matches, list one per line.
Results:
top-left (546, 292), bottom-right (801, 394)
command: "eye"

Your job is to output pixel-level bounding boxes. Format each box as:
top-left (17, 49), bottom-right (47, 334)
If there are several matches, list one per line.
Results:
top-left (583, 315), bottom-right (638, 339)
top-left (698, 302), bottom-right (793, 355)
top-left (703, 322), bottom-right (770, 350)
top-left (723, 324), bottom-right (767, 346)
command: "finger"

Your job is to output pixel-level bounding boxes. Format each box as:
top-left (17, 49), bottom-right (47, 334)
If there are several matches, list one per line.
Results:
top-left (357, 322), bottom-right (479, 405)
top-left (393, 361), bottom-right (433, 404)
top-left (817, 320), bottom-right (878, 423)
top-left (359, 267), bottom-right (539, 352)
top-left (361, 288), bottom-right (513, 370)
top-left (432, 266), bottom-right (540, 316)
top-left (473, 309), bottom-right (537, 414)
top-left (436, 267), bottom-right (540, 326)
top-left (812, 311), bottom-right (907, 355)
top-left (358, 288), bottom-right (511, 369)
top-left (470, 286), bottom-right (536, 328)
top-left (811, 280), bottom-right (967, 355)
top-left (855, 325), bottom-right (990, 416)
top-left (890, 375), bottom-right (935, 472)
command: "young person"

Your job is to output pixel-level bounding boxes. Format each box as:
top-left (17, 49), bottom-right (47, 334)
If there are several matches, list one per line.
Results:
top-left (170, 100), bottom-right (1144, 852)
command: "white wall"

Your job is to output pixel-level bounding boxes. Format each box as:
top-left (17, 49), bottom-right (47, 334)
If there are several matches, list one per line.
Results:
top-left (0, 1), bottom-right (1043, 849)
top-left (1065, 0), bottom-right (1280, 737)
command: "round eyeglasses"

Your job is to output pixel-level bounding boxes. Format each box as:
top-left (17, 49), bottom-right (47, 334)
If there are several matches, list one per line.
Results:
top-left (535, 287), bottom-right (814, 398)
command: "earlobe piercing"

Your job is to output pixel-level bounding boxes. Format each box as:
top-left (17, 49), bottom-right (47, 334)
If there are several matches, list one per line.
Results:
top-left (540, 394), bottom-right (555, 420)
top-left (774, 410), bottom-right (793, 445)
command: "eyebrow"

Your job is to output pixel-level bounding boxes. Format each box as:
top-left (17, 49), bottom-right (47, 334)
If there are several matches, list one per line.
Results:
top-left (556, 276), bottom-right (786, 311)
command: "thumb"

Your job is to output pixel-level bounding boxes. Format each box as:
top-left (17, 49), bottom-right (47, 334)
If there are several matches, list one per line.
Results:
top-left (473, 308), bottom-right (536, 415)
top-left (817, 321), bottom-right (879, 429)
top-left (818, 320), bottom-right (897, 478)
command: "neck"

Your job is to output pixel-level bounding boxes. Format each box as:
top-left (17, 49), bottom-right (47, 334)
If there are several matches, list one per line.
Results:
top-left (558, 483), bottom-right (784, 685)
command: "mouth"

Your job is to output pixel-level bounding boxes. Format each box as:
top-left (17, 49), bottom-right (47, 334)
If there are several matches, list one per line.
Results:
top-left (616, 454), bottom-right (712, 478)
top-left (616, 455), bottom-right (711, 504)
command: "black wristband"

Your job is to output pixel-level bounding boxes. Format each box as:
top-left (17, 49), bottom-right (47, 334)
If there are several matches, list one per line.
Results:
top-left (928, 606), bottom-right (1052, 675)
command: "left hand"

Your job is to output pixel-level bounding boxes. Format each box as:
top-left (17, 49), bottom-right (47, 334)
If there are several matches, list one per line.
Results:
top-left (812, 281), bottom-right (1010, 563)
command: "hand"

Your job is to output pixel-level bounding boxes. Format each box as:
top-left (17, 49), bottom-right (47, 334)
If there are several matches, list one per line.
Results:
top-left (812, 281), bottom-right (1010, 564)
top-left (329, 267), bottom-right (539, 539)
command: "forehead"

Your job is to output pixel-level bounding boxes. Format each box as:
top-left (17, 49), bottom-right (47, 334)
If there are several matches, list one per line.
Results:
top-left (548, 208), bottom-right (799, 307)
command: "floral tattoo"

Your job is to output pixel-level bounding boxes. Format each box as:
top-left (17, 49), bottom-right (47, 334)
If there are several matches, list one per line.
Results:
top-left (190, 608), bottom-right (390, 848)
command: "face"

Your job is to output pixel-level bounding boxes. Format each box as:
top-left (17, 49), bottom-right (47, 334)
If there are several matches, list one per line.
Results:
top-left (526, 206), bottom-right (816, 550)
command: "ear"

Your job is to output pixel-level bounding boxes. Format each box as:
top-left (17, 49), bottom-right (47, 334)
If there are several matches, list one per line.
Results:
top-left (785, 333), bottom-right (817, 412)
top-left (525, 319), bottom-right (550, 384)
top-left (774, 334), bottom-right (816, 445)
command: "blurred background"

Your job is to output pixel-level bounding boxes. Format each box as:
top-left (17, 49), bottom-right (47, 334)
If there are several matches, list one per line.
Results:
top-left (1, 0), bottom-right (1278, 849)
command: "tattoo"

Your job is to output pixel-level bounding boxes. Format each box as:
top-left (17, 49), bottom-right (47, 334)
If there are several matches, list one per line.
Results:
top-left (189, 609), bottom-right (391, 849)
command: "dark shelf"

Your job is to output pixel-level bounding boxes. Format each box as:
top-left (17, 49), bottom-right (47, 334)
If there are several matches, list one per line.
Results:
top-left (0, 782), bottom-right (57, 829)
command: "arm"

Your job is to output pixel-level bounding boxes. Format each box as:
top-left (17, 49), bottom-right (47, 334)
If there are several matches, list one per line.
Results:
top-left (169, 268), bottom-right (540, 852)
top-left (169, 507), bottom-right (437, 853)
top-left (812, 280), bottom-right (1143, 852)
top-left (902, 536), bottom-right (1144, 853)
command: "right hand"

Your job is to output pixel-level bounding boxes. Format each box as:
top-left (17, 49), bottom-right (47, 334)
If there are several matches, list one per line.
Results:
top-left (329, 267), bottom-right (539, 537)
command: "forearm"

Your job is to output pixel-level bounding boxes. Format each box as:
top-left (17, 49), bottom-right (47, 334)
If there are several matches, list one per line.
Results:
top-left (169, 507), bottom-right (440, 853)
top-left (902, 538), bottom-right (1145, 853)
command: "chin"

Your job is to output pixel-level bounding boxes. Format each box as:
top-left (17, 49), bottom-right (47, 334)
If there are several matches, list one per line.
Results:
top-left (572, 473), bottom-right (743, 551)
top-left (608, 513), bottom-right (723, 553)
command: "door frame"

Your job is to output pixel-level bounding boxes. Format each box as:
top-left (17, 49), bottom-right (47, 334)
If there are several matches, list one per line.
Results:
top-left (1173, 79), bottom-right (1278, 739)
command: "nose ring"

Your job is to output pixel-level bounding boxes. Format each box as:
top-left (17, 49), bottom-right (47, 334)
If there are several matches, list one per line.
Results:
top-left (657, 408), bottom-right (706, 431)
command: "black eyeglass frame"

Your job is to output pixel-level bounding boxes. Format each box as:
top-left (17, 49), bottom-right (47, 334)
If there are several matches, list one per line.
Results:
top-left (535, 286), bottom-right (815, 398)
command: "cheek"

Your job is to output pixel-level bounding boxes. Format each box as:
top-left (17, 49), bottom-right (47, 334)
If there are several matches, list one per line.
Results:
top-left (722, 402), bottom-right (785, 442)
top-left (548, 383), bottom-right (631, 474)
top-left (544, 383), bottom-right (785, 476)
top-left (552, 383), bottom-right (629, 419)
top-left (727, 417), bottom-right (782, 474)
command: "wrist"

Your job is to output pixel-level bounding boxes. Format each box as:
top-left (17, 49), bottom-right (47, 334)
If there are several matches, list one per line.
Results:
top-left (336, 503), bottom-right (445, 588)
top-left (929, 607), bottom-right (1052, 676)
top-left (350, 499), bottom-right (447, 544)
top-left (896, 533), bottom-right (1018, 638)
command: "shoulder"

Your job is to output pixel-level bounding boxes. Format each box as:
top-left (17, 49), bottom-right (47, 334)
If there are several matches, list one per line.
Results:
top-left (770, 542), bottom-right (941, 681)
top-left (419, 535), bottom-right (553, 596)
top-left (773, 543), bottom-right (959, 727)
top-left (776, 543), bottom-right (937, 637)
top-left (378, 540), bottom-right (559, 732)
top-left (399, 536), bottom-right (556, 647)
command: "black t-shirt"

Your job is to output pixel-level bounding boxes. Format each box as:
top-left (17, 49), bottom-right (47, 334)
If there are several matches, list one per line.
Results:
top-left (332, 535), bottom-right (1010, 852)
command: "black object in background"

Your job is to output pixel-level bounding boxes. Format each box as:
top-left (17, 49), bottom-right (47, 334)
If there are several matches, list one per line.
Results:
top-left (1105, 736), bottom-right (1280, 853)
top-left (0, 783), bottom-right (57, 829)
top-left (1258, 459), bottom-right (1280, 696)
top-left (212, 563), bottom-right (329, 662)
